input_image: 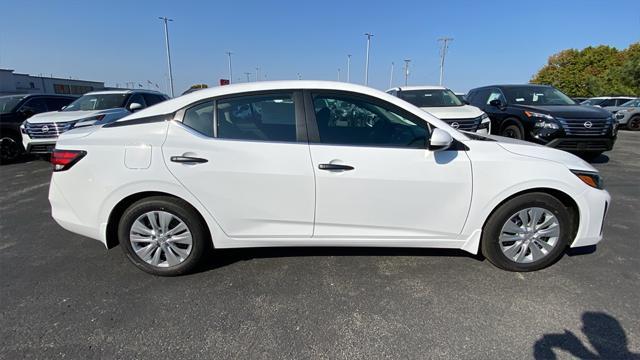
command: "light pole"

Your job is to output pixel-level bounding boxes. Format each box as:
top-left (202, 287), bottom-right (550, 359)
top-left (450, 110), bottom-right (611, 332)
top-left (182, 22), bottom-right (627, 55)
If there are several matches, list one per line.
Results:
top-left (438, 37), bottom-right (453, 86)
top-left (297, 73), bottom-right (302, 80)
top-left (244, 72), bottom-right (251, 82)
top-left (347, 54), bottom-right (351, 83)
top-left (364, 33), bottom-right (374, 86)
top-left (225, 51), bottom-right (233, 84)
top-left (403, 59), bottom-right (411, 86)
top-left (337, 68), bottom-right (341, 81)
top-left (256, 66), bottom-right (260, 82)
top-left (158, 17), bottom-right (175, 97)
top-left (389, 62), bottom-right (394, 89)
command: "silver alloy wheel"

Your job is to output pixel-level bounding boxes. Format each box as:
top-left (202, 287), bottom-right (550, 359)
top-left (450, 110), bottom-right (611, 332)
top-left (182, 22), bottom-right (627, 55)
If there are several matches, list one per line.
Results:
top-left (129, 211), bottom-right (193, 268)
top-left (498, 207), bottom-right (560, 264)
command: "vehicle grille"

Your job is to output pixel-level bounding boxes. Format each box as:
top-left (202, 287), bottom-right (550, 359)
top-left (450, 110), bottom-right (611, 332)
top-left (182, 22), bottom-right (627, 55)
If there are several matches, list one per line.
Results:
top-left (25, 121), bottom-right (75, 139)
top-left (28, 144), bottom-right (56, 153)
top-left (557, 117), bottom-right (611, 136)
top-left (551, 139), bottom-right (612, 152)
top-left (441, 117), bottom-right (479, 131)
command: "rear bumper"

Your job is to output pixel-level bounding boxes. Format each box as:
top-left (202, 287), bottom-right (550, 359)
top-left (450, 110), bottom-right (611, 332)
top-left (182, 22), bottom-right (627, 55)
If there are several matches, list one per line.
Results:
top-left (546, 137), bottom-right (615, 152)
top-left (49, 178), bottom-right (105, 245)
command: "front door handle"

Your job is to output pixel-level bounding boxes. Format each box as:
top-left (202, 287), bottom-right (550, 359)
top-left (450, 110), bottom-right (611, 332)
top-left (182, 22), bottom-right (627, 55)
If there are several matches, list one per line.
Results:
top-left (170, 156), bottom-right (208, 164)
top-left (318, 163), bottom-right (354, 171)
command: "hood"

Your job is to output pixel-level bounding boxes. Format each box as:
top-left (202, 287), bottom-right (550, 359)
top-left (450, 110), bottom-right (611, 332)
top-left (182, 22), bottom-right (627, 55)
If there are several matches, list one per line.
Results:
top-left (512, 104), bottom-right (610, 119)
top-left (485, 134), bottom-right (596, 172)
top-left (57, 124), bottom-right (101, 141)
top-left (26, 108), bottom-right (126, 124)
top-left (419, 104), bottom-right (483, 119)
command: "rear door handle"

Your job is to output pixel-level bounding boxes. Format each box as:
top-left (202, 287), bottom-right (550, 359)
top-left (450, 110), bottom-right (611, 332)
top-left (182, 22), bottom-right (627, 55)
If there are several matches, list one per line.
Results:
top-left (318, 163), bottom-right (354, 171)
top-left (170, 156), bottom-right (208, 164)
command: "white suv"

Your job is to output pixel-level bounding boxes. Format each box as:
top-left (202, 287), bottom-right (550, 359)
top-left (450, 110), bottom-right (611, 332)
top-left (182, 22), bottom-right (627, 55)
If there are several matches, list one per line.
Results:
top-left (387, 86), bottom-right (491, 134)
top-left (21, 90), bottom-right (168, 154)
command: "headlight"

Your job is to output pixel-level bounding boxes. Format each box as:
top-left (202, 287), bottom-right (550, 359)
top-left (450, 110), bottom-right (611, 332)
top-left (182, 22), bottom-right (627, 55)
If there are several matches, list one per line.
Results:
top-left (20, 120), bottom-right (27, 134)
top-left (524, 111), bottom-right (554, 120)
top-left (571, 170), bottom-right (603, 189)
top-left (477, 113), bottom-right (490, 129)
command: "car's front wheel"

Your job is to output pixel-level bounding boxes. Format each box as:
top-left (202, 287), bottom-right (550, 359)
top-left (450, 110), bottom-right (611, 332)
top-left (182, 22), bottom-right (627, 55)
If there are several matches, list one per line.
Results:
top-left (501, 124), bottom-right (523, 139)
top-left (627, 116), bottom-right (640, 131)
top-left (118, 196), bottom-right (210, 276)
top-left (481, 192), bottom-right (573, 271)
top-left (0, 135), bottom-right (25, 163)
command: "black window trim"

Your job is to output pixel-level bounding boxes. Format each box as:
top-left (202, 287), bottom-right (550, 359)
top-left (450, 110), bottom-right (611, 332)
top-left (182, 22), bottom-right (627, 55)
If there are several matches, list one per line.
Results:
top-left (303, 89), bottom-right (433, 149)
top-left (175, 89), bottom-right (308, 144)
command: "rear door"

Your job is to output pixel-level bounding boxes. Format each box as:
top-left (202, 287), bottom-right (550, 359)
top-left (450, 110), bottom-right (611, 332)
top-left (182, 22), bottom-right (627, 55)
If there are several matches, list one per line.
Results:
top-left (305, 90), bottom-right (472, 239)
top-left (163, 91), bottom-right (316, 238)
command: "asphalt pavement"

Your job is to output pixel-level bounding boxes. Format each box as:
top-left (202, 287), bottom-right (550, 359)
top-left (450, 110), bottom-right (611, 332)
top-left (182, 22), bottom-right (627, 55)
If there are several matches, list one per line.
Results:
top-left (1, 132), bottom-right (639, 359)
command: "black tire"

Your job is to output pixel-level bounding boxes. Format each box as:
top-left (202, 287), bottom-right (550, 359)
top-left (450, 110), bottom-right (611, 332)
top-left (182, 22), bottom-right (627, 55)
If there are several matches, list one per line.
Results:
top-left (481, 192), bottom-right (573, 272)
top-left (627, 116), bottom-right (640, 131)
top-left (0, 134), bottom-right (25, 164)
top-left (118, 196), bottom-right (210, 276)
top-left (501, 123), bottom-right (523, 139)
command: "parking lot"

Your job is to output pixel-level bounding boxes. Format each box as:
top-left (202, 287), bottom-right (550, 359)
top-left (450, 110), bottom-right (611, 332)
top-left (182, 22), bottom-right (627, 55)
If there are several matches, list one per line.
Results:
top-left (0, 131), bottom-right (638, 359)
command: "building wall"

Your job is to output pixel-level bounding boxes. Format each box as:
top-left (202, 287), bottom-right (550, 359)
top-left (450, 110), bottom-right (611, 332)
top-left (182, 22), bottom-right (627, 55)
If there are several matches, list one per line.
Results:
top-left (0, 69), bottom-right (105, 95)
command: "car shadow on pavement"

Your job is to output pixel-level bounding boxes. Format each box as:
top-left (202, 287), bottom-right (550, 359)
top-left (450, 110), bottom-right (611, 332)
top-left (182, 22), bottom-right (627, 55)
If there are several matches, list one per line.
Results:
top-left (586, 153), bottom-right (610, 164)
top-left (197, 247), bottom-right (483, 273)
top-left (533, 312), bottom-right (640, 359)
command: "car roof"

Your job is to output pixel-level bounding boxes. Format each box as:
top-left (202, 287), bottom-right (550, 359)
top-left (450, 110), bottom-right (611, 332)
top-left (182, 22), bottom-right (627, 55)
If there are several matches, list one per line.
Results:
top-left (387, 85), bottom-right (448, 92)
top-left (84, 89), bottom-right (168, 96)
top-left (586, 96), bottom-right (635, 100)
top-left (471, 84), bottom-right (555, 91)
top-left (0, 93), bottom-right (76, 98)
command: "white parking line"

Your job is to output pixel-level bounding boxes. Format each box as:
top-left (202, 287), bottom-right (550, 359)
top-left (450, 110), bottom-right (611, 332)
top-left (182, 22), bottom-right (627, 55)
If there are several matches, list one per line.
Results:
top-left (0, 182), bottom-right (49, 202)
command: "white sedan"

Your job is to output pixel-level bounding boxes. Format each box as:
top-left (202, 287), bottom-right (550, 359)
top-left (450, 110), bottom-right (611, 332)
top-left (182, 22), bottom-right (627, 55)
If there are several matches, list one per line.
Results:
top-left (49, 81), bottom-right (610, 275)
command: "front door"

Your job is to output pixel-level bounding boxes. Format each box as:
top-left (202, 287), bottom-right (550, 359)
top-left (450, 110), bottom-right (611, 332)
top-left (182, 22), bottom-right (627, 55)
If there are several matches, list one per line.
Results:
top-left (306, 91), bottom-right (472, 239)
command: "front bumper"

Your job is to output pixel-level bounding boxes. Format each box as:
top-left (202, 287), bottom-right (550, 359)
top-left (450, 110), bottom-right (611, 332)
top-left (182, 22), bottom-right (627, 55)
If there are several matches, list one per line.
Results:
top-left (21, 133), bottom-right (57, 154)
top-left (546, 137), bottom-right (616, 153)
top-left (570, 187), bottom-right (610, 248)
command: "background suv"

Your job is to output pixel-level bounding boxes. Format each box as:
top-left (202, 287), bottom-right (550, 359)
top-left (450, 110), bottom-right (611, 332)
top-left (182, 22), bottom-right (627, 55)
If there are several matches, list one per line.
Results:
top-left (607, 98), bottom-right (640, 131)
top-left (581, 97), bottom-right (635, 107)
top-left (467, 85), bottom-right (617, 158)
top-left (21, 90), bottom-right (168, 154)
top-left (0, 94), bottom-right (76, 162)
top-left (387, 86), bottom-right (491, 133)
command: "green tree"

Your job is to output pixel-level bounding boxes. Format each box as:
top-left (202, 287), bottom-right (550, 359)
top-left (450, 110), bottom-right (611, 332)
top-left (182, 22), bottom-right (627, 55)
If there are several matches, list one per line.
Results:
top-left (531, 43), bottom-right (640, 97)
top-left (189, 84), bottom-right (209, 89)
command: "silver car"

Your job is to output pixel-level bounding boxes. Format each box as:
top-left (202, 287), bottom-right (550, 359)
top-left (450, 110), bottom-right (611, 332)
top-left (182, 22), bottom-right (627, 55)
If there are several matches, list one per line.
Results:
top-left (606, 98), bottom-right (640, 131)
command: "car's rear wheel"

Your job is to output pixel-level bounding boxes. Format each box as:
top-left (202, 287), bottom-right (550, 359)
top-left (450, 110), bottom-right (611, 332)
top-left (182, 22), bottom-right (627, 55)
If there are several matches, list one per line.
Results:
top-left (627, 116), bottom-right (640, 131)
top-left (501, 124), bottom-right (523, 139)
top-left (481, 192), bottom-right (572, 271)
top-left (118, 196), bottom-right (209, 276)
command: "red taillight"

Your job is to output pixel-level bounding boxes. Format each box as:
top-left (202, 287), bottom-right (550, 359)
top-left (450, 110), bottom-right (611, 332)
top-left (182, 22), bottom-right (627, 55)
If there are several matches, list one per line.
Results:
top-left (51, 149), bottom-right (86, 171)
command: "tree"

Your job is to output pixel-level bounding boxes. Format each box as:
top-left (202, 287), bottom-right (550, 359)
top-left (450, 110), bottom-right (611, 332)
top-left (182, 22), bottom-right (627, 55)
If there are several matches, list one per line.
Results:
top-left (531, 43), bottom-right (640, 97)
top-left (189, 84), bottom-right (209, 89)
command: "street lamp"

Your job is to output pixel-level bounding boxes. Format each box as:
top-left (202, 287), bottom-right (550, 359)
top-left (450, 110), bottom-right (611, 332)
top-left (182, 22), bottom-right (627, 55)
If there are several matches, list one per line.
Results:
top-left (347, 54), bottom-right (352, 83)
top-left (438, 37), bottom-right (453, 86)
top-left (158, 17), bottom-right (174, 97)
top-left (389, 62), bottom-right (394, 89)
top-left (403, 59), bottom-right (411, 86)
top-left (225, 51), bottom-right (233, 84)
top-left (364, 33), bottom-right (374, 86)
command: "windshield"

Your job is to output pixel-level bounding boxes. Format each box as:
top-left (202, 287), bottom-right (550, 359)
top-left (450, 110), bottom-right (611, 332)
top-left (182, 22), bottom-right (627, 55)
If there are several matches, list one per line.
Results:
top-left (580, 98), bottom-right (605, 106)
top-left (398, 89), bottom-right (463, 107)
top-left (620, 98), bottom-right (640, 107)
top-left (0, 95), bottom-right (26, 114)
top-left (503, 86), bottom-right (576, 106)
top-left (63, 93), bottom-right (128, 111)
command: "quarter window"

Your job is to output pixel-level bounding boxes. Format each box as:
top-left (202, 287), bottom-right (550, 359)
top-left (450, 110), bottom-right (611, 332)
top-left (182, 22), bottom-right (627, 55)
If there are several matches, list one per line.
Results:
top-left (312, 94), bottom-right (429, 148)
top-left (216, 93), bottom-right (296, 142)
top-left (183, 101), bottom-right (214, 137)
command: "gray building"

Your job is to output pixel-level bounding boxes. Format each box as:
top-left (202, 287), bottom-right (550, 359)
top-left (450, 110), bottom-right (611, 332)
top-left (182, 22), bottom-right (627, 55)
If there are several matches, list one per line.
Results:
top-left (0, 69), bottom-right (106, 96)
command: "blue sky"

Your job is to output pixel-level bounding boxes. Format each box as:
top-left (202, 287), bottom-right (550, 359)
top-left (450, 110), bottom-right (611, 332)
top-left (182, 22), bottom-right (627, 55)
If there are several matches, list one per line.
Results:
top-left (1, 0), bottom-right (638, 94)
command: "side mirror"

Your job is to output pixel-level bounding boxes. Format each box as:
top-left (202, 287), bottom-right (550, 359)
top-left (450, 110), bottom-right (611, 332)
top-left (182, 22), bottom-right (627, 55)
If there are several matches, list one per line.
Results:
top-left (128, 102), bottom-right (143, 112)
top-left (19, 107), bottom-right (35, 118)
top-left (428, 128), bottom-right (453, 151)
top-left (489, 99), bottom-right (503, 108)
